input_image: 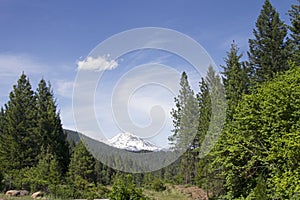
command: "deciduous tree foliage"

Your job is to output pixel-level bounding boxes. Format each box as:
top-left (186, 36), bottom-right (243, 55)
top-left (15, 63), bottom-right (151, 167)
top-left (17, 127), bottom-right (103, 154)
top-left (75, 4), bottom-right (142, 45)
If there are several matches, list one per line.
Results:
top-left (110, 174), bottom-right (150, 200)
top-left (214, 64), bottom-right (300, 199)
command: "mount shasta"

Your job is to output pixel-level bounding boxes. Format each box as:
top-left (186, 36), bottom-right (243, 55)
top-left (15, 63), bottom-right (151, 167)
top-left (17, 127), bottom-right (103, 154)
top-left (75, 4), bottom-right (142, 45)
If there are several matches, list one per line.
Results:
top-left (108, 132), bottom-right (161, 152)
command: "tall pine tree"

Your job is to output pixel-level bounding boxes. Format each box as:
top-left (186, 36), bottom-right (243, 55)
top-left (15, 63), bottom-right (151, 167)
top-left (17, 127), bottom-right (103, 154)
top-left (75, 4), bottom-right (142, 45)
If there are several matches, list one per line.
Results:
top-left (0, 107), bottom-right (6, 172)
top-left (67, 141), bottom-right (95, 183)
top-left (0, 73), bottom-right (39, 189)
top-left (288, 0), bottom-right (300, 65)
top-left (197, 66), bottom-right (226, 198)
top-left (0, 73), bottom-right (38, 171)
top-left (35, 79), bottom-right (69, 173)
top-left (169, 72), bottom-right (199, 184)
top-left (169, 72), bottom-right (199, 151)
top-left (248, 0), bottom-right (289, 83)
top-left (195, 78), bottom-right (211, 151)
top-left (195, 78), bottom-right (212, 191)
top-left (221, 42), bottom-right (248, 120)
top-left (200, 66), bottom-right (226, 157)
top-left (0, 74), bottom-right (70, 189)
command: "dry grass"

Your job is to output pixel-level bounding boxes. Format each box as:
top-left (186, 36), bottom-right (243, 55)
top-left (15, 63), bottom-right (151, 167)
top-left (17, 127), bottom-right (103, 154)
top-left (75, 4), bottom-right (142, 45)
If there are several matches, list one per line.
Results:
top-left (144, 188), bottom-right (189, 200)
top-left (1, 184), bottom-right (207, 200)
top-left (144, 184), bottom-right (208, 200)
top-left (0, 194), bottom-right (65, 200)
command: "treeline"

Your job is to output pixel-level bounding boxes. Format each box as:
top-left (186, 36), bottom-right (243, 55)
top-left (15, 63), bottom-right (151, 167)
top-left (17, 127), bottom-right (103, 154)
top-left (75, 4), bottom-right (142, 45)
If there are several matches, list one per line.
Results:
top-left (0, 74), bottom-right (159, 199)
top-left (0, 74), bottom-right (70, 189)
top-left (0, 74), bottom-right (161, 199)
top-left (167, 0), bottom-right (300, 199)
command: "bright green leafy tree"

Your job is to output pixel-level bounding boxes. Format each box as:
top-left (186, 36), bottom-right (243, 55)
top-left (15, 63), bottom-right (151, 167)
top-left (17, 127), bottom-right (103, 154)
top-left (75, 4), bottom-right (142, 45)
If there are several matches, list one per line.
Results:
top-left (215, 64), bottom-right (300, 199)
top-left (110, 174), bottom-right (150, 200)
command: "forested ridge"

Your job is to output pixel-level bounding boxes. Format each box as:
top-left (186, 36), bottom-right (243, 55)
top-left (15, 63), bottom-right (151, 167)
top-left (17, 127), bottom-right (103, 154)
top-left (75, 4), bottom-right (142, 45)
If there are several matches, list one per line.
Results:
top-left (0, 0), bottom-right (299, 199)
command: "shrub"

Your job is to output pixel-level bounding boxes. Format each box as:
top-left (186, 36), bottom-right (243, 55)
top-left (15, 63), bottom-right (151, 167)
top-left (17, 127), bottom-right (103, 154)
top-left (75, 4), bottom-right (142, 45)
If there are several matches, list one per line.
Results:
top-left (110, 174), bottom-right (151, 200)
top-left (151, 178), bottom-right (166, 192)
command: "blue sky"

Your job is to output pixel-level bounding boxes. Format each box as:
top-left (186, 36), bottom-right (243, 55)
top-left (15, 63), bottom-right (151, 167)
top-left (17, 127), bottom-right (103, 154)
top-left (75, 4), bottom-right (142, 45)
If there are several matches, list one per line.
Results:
top-left (0, 0), bottom-right (296, 147)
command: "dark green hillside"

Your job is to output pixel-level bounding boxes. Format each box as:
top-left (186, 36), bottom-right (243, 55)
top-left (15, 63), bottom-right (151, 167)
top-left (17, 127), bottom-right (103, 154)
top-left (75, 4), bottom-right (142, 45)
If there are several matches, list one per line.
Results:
top-left (64, 129), bottom-right (81, 144)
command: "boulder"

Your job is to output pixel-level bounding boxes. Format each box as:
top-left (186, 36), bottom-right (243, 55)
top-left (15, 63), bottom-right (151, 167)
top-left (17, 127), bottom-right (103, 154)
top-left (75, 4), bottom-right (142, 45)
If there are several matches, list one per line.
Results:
top-left (20, 189), bottom-right (30, 196)
top-left (5, 190), bottom-right (20, 196)
top-left (31, 191), bottom-right (43, 199)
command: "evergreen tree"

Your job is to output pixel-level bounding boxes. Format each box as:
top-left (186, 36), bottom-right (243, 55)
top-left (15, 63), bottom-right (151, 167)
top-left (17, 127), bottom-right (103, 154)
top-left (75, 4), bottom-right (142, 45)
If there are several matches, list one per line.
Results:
top-left (288, 0), bottom-right (300, 65)
top-left (0, 107), bottom-right (5, 134)
top-left (169, 72), bottom-right (199, 151)
top-left (169, 72), bottom-right (199, 184)
top-left (94, 161), bottom-right (116, 186)
top-left (221, 42), bottom-right (249, 120)
top-left (0, 107), bottom-right (5, 164)
top-left (197, 66), bottom-right (226, 198)
top-left (68, 141), bottom-right (95, 183)
top-left (195, 78), bottom-right (212, 192)
top-left (195, 78), bottom-right (211, 150)
top-left (0, 73), bottom-right (38, 172)
top-left (200, 66), bottom-right (226, 157)
top-left (248, 0), bottom-right (289, 83)
top-left (35, 79), bottom-right (69, 172)
top-left (0, 107), bottom-right (5, 189)
top-left (23, 147), bottom-right (61, 193)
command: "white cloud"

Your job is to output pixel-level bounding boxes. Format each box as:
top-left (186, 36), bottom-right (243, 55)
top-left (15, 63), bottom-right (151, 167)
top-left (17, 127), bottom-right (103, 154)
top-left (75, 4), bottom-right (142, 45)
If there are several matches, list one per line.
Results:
top-left (77, 55), bottom-right (118, 72)
top-left (54, 80), bottom-right (74, 98)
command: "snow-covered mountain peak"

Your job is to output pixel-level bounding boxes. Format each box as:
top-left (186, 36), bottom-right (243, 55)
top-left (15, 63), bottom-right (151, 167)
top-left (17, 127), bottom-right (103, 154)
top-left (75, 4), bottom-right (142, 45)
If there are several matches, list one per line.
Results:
top-left (108, 132), bottom-right (161, 152)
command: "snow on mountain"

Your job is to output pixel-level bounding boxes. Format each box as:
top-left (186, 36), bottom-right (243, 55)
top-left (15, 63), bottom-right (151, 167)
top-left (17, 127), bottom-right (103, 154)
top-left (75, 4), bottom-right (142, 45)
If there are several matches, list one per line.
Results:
top-left (108, 132), bottom-right (161, 152)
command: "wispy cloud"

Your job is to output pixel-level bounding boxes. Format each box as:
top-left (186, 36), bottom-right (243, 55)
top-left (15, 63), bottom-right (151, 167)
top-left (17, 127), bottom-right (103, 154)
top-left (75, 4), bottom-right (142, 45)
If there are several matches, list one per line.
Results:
top-left (0, 53), bottom-right (45, 77)
top-left (54, 80), bottom-right (74, 98)
top-left (0, 53), bottom-right (48, 105)
top-left (0, 53), bottom-right (77, 133)
top-left (77, 55), bottom-right (118, 72)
